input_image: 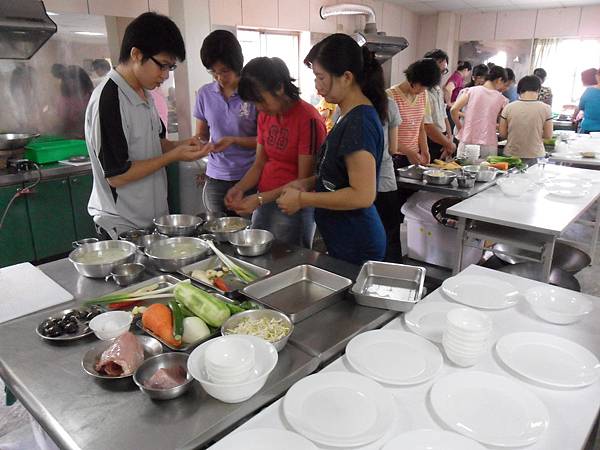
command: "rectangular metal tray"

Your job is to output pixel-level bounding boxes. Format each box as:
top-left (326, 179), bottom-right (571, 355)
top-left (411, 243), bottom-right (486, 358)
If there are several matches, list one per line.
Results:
top-left (241, 264), bottom-right (352, 323)
top-left (351, 261), bottom-right (426, 312)
top-left (178, 255), bottom-right (270, 295)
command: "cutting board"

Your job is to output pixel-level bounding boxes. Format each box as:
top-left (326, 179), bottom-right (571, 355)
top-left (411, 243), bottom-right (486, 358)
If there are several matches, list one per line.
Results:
top-left (0, 263), bottom-right (74, 324)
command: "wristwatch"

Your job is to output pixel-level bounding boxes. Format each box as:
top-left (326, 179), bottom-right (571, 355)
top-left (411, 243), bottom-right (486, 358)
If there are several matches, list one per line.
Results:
top-left (257, 193), bottom-right (264, 206)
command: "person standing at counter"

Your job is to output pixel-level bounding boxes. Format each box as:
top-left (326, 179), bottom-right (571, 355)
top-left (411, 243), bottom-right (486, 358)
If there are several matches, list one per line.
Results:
top-left (578, 69), bottom-right (600, 134)
top-left (276, 34), bottom-right (386, 265)
top-left (195, 30), bottom-right (258, 215)
top-left (503, 68), bottom-right (518, 103)
top-left (444, 61), bottom-right (471, 106)
top-left (498, 75), bottom-right (553, 164)
top-left (534, 68), bottom-right (553, 108)
top-left (224, 57), bottom-right (326, 248)
top-left (85, 12), bottom-right (208, 239)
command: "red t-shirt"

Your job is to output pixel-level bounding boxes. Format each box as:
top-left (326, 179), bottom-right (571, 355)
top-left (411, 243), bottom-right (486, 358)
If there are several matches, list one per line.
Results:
top-left (257, 99), bottom-right (326, 192)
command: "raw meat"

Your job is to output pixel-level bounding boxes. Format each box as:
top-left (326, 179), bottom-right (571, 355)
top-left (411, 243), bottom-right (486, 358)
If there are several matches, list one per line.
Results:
top-left (95, 332), bottom-right (144, 376)
top-left (143, 366), bottom-right (187, 389)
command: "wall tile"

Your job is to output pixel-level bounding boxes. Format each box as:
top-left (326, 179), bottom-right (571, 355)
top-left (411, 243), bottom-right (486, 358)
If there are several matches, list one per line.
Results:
top-left (534, 7), bottom-right (581, 38)
top-left (279, 0), bottom-right (309, 30)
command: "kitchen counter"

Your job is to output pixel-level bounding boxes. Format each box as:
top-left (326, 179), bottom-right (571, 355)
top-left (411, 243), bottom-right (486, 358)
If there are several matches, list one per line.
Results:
top-left (0, 241), bottom-right (398, 450)
top-left (396, 174), bottom-right (498, 198)
top-left (0, 161), bottom-right (91, 187)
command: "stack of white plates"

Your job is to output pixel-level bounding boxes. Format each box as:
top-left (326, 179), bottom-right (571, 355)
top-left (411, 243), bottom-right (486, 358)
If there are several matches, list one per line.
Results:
top-left (345, 330), bottom-right (442, 385)
top-left (283, 371), bottom-right (395, 447)
top-left (442, 307), bottom-right (492, 367)
top-left (441, 275), bottom-right (520, 309)
top-left (430, 371), bottom-right (549, 447)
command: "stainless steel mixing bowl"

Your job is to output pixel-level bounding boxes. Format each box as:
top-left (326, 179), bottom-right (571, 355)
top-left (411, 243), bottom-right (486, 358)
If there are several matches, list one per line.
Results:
top-left (69, 240), bottom-right (137, 278)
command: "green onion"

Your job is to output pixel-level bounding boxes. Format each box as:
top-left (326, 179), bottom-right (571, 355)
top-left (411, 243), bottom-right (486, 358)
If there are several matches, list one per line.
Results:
top-left (204, 240), bottom-right (257, 283)
top-left (83, 279), bottom-right (191, 306)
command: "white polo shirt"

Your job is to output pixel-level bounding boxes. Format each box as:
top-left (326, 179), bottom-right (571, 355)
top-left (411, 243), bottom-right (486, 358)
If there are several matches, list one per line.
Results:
top-left (85, 69), bottom-right (168, 237)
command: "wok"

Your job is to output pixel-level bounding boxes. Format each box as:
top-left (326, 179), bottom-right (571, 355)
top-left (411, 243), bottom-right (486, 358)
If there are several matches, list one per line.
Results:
top-left (0, 133), bottom-right (40, 150)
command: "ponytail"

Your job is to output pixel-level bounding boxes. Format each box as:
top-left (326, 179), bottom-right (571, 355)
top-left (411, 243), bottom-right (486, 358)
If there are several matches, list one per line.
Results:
top-left (238, 56), bottom-right (300, 103)
top-left (305, 33), bottom-right (387, 123)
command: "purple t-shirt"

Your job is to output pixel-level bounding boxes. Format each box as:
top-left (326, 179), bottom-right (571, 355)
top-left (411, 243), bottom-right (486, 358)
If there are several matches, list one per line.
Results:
top-left (193, 81), bottom-right (257, 180)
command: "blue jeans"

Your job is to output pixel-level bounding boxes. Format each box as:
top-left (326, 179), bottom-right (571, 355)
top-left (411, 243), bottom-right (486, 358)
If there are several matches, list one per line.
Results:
top-left (251, 202), bottom-right (316, 248)
top-left (202, 176), bottom-right (238, 215)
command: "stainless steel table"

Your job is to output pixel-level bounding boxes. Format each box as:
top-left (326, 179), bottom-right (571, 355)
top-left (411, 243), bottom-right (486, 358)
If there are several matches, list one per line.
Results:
top-left (0, 242), bottom-right (397, 450)
top-left (396, 175), bottom-right (498, 198)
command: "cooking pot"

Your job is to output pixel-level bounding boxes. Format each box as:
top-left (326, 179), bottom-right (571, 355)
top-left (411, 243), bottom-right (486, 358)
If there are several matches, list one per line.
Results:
top-left (0, 133), bottom-right (40, 150)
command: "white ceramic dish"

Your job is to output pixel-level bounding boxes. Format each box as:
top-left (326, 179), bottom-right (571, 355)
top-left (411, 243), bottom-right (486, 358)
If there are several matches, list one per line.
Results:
top-left (496, 177), bottom-right (533, 197)
top-left (283, 371), bottom-right (395, 447)
top-left (525, 285), bottom-right (594, 324)
top-left (442, 275), bottom-right (520, 309)
top-left (430, 371), bottom-right (549, 447)
top-left (209, 428), bottom-right (318, 450)
top-left (381, 429), bottom-right (487, 450)
top-left (88, 311), bottom-right (132, 340)
top-left (446, 307), bottom-right (493, 333)
top-left (187, 335), bottom-right (277, 403)
top-left (404, 302), bottom-right (460, 343)
top-left (204, 337), bottom-right (255, 383)
top-left (345, 330), bottom-right (442, 385)
top-left (544, 179), bottom-right (590, 198)
top-left (496, 332), bottom-right (600, 388)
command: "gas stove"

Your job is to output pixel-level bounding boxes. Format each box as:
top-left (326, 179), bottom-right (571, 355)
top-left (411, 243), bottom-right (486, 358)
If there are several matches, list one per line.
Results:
top-left (7, 158), bottom-right (37, 172)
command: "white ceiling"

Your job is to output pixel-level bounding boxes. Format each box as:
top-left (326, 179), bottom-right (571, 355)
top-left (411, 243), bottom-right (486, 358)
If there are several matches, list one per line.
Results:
top-left (388, 0), bottom-right (600, 14)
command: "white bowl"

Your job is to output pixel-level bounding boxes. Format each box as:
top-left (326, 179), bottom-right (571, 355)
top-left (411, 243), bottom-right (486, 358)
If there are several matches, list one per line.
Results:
top-left (496, 177), bottom-right (533, 197)
top-left (445, 326), bottom-right (491, 342)
top-left (188, 335), bottom-right (278, 403)
top-left (204, 336), bottom-right (255, 384)
top-left (88, 311), bottom-right (132, 340)
top-left (444, 348), bottom-right (481, 367)
top-left (443, 336), bottom-right (487, 355)
top-left (525, 285), bottom-right (594, 325)
top-left (443, 333), bottom-right (489, 352)
top-left (447, 308), bottom-right (492, 334)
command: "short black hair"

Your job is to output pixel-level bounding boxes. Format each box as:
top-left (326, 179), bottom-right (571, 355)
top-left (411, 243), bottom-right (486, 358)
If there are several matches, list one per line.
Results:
top-left (200, 30), bottom-right (243, 74)
top-left (517, 75), bottom-right (541, 94)
top-left (404, 59), bottom-right (442, 88)
top-left (486, 65), bottom-right (508, 82)
top-left (533, 67), bottom-right (547, 81)
top-left (92, 59), bottom-right (111, 72)
top-left (424, 49), bottom-right (449, 63)
top-left (119, 12), bottom-right (185, 64)
top-left (472, 64), bottom-right (488, 78)
top-left (457, 61), bottom-right (472, 71)
top-left (505, 67), bottom-right (515, 81)
top-left (239, 57), bottom-right (300, 103)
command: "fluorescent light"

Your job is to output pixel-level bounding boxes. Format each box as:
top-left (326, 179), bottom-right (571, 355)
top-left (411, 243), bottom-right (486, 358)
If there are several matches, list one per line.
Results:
top-left (47, 11), bottom-right (58, 16)
top-left (73, 31), bottom-right (105, 36)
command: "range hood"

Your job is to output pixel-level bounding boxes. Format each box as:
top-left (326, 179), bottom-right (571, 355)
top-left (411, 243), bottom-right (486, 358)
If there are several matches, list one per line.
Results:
top-left (0, 1), bottom-right (57, 60)
top-left (320, 3), bottom-right (408, 63)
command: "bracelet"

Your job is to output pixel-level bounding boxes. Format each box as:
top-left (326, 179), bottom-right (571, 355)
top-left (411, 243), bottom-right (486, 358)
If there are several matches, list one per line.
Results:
top-left (257, 193), bottom-right (264, 206)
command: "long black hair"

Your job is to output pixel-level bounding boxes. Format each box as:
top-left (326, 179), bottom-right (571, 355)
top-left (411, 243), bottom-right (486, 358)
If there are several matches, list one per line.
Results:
top-left (238, 57), bottom-right (300, 103)
top-left (486, 65), bottom-right (508, 82)
top-left (304, 33), bottom-right (387, 122)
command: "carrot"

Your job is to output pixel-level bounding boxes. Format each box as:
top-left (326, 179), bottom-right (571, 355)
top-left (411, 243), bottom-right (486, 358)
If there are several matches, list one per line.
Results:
top-left (213, 277), bottom-right (230, 292)
top-left (142, 304), bottom-right (181, 348)
top-left (489, 162), bottom-right (509, 171)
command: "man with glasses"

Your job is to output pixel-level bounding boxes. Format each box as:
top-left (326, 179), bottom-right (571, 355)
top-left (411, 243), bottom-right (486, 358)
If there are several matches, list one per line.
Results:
top-left (423, 49), bottom-right (456, 161)
top-left (85, 12), bottom-right (208, 239)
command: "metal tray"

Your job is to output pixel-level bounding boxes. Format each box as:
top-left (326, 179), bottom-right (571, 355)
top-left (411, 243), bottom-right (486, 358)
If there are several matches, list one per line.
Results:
top-left (397, 164), bottom-right (428, 180)
top-left (178, 255), bottom-right (270, 295)
top-left (351, 261), bottom-right (426, 312)
top-left (135, 287), bottom-right (241, 352)
top-left (241, 265), bottom-right (352, 323)
top-left (36, 307), bottom-right (103, 341)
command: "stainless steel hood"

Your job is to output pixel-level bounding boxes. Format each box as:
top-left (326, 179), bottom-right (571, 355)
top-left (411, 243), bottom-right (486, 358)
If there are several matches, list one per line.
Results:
top-left (0, 0), bottom-right (57, 60)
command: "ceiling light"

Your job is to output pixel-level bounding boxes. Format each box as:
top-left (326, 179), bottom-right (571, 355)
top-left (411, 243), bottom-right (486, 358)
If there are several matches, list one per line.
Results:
top-left (73, 31), bottom-right (105, 36)
top-left (47, 11), bottom-right (58, 16)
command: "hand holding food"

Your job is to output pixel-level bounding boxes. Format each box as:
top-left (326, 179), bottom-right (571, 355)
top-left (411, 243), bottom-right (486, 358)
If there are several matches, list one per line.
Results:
top-left (276, 187), bottom-right (302, 216)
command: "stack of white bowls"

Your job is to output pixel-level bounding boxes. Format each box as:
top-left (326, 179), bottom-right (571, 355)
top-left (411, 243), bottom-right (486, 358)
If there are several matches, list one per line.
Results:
top-left (205, 337), bottom-right (255, 384)
top-left (442, 308), bottom-right (492, 367)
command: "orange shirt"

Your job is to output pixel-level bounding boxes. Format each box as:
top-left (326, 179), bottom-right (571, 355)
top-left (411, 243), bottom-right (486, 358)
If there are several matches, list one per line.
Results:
top-left (387, 85), bottom-right (427, 154)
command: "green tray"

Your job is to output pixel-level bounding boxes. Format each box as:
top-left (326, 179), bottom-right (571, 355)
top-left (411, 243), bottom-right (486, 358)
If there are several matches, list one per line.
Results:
top-left (25, 139), bottom-right (88, 164)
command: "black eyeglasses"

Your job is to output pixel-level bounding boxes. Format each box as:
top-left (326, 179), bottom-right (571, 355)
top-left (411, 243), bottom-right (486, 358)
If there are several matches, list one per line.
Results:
top-left (149, 56), bottom-right (177, 72)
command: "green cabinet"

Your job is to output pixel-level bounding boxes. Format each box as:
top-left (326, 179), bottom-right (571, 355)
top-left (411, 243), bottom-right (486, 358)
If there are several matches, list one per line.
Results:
top-left (0, 184), bottom-right (36, 267)
top-left (69, 174), bottom-right (96, 239)
top-left (27, 178), bottom-right (77, 259)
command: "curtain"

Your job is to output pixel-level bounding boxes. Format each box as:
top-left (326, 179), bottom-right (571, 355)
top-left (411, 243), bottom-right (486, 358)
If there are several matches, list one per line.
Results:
top-left (531, 38), bottom-right (560, 72)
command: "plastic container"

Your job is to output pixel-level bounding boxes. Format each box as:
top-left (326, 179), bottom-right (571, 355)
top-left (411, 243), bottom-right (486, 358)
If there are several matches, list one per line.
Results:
top-left (401, 192), bottom-right (482, 269)
top-left (25, 139), bottom-right (87, 164)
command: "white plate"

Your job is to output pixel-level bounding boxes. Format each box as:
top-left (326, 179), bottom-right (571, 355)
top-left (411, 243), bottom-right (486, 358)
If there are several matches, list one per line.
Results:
top-left (544, 179), bottom-right (590, 197)
top-left (525, 285), bottom-right (594, 324)
top-left (496, 332), bottom-right (600, 388)
top-left (346, 330), bottom-right (442, 385)
top-left (283, 371), bottom-right (395, 447)
top-left (441, 275), bottom-right (520, 309)
top-left (404, 302), bottom-right (460, 343)
top-left (209, 428), bottom-right (317, 450)
top-left (430, 371), bottom-right (549, 447)
top-left (381, 429), bottom-right (486, 450)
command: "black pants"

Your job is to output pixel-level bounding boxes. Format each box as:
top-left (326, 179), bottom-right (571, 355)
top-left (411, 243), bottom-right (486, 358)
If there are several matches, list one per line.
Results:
top-left (374, 190), bottom-right (403, 263)
top-left (427, 138), bottom-right (444, 162)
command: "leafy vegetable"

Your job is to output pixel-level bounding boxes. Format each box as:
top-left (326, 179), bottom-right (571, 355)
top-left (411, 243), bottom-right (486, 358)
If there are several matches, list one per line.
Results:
top-left (204, 240), bottom-right (257, 284)
top-left (83, 279), bottom-right (191, 306)
top-left (486, 156), bottom-right (526, 170)
top-left (169, 300), bottom-right (184, 341)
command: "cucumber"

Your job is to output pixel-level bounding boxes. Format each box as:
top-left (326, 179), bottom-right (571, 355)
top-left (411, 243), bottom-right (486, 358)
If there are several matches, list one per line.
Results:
top-left (174, 283), bottom-right (230, 328)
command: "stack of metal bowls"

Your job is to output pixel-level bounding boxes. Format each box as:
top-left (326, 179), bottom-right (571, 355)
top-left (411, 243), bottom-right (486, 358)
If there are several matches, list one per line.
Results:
top-left (119, 229), bottom-right (168, 250)
top-left (69, 240), bottom-right (137, 278)
top-left (228, 229), bottom-right (274, 257)
top-left (153, 214), bottom-right (204, 237)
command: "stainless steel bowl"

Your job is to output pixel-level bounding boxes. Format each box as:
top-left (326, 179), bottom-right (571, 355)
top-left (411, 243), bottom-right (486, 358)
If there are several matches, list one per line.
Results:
top-left (144, 237), bottom-right (210, 272)
top-left (456, 175), bottom-right (476, 188)
top-left (0, 133), bottom-right (40, 150)
top-left (118, 229), bottom-right (148, 247)
top-left (204, 217), bottom-right (251, 242)
top-left (72, 237), bottom-right (99, 248)
top-left (69, 240), bottom-right (137, 278)
top-left (133, 353), bottom-right (193, 400)
top-left (138, 233), bottom-right (168, 250)
top-left (462, 165), bottom-right (499, 182)
top-left (106, 263), bottom-right (145, 286)
top-left (221, 309), bottom-right (293, 352)
top-left (423, 169), bottom-right (456, 186)
top-left (153, 214), bottom-right (204, 237)
top-left (228, 229), bottom-right (274, 257)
